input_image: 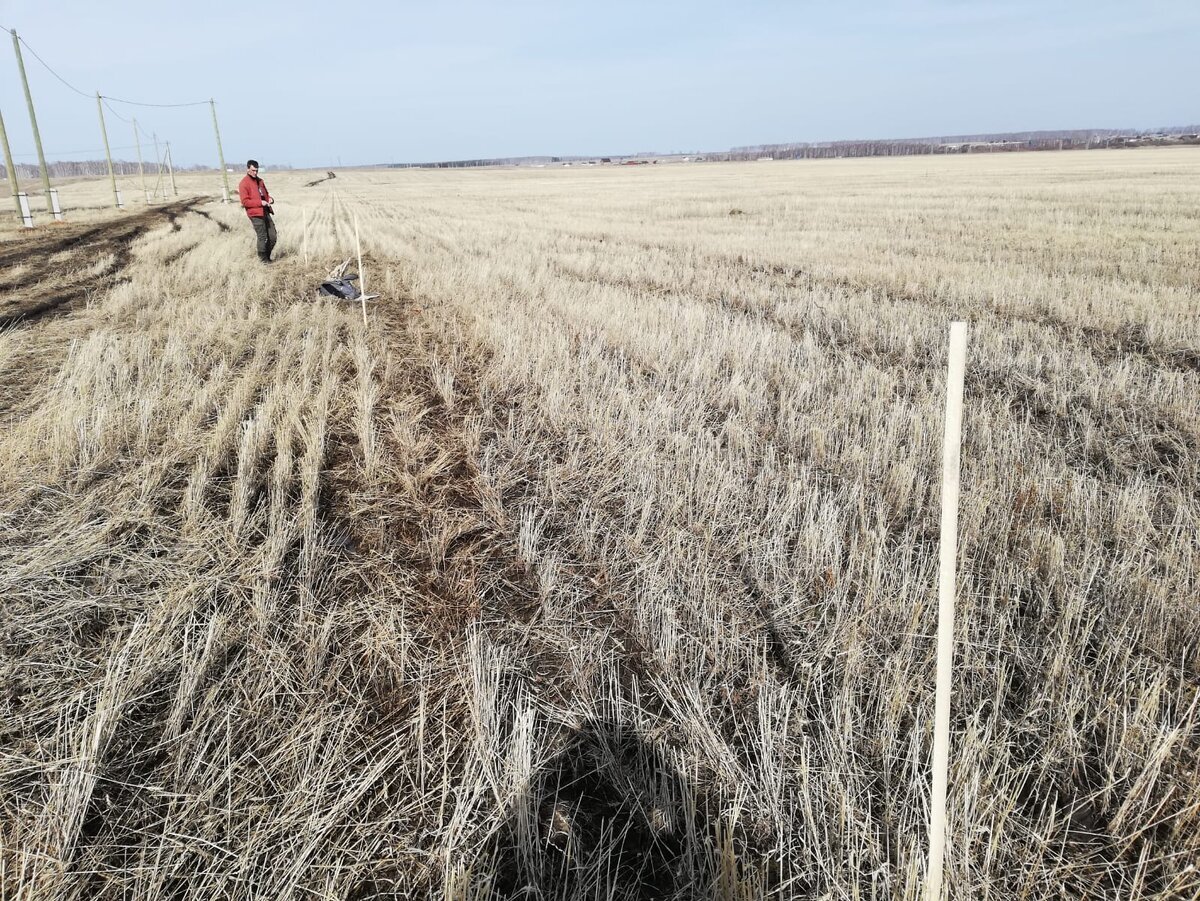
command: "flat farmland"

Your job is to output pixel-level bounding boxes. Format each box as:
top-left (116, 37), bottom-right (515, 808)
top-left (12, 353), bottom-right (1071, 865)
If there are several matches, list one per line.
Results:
top-left (1, 150), bottom-right (1197, 899)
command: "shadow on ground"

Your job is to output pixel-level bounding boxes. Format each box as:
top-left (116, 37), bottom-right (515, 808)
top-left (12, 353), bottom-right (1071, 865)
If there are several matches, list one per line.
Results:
top-left (482, 717), bottom-right (711, 900)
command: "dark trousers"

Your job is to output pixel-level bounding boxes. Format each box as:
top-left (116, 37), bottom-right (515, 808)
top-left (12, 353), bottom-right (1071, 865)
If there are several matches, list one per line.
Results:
top-left (250, 214), bottom-right (277, 260)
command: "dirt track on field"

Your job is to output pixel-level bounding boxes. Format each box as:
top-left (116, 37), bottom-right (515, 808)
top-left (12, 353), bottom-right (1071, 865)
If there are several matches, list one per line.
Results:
top-left (0, 200), bottom-right (200, 328)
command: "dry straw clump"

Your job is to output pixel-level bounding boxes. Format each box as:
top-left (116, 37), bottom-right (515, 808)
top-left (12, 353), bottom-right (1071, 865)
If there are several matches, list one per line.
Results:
top-left (1, 149), bottom-right (1198, 900)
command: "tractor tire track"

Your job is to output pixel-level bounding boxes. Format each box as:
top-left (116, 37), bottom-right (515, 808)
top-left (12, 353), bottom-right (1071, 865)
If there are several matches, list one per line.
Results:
top-left (0, 199), bottom-right (202, 329)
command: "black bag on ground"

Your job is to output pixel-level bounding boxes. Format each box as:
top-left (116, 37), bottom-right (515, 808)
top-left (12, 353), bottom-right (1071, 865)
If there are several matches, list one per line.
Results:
top-left (318, 274), bottom-right (359, 300)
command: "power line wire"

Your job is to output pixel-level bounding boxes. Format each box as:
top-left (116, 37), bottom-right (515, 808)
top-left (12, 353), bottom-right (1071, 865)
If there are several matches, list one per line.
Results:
top-left (101, 101), bottom-right (161, 161)
top-left (12, 143), bottom-right (141, 158)
top-left (102, 98), bottom-right (133, 124)
top-left (4, 25), bottom-right (211, 108)
top-left (101, 94), bottom-right (209, 109)
top-left (7, 30), bottom-right (93, 98)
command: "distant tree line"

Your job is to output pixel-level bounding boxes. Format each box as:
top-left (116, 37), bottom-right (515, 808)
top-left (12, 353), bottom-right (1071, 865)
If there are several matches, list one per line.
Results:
top-left (387, 156), bottom-right (560, 169)
top-left (7, 126), bottom-right (1198, 180)
top-left (729, 126), bottom-right (1200, 160)
top-left (383, 125), bottom-right (1200, 169)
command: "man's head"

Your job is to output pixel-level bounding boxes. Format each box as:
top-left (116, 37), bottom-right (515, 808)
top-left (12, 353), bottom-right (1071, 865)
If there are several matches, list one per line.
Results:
top-left (246, 159), bottom-right (259, 176)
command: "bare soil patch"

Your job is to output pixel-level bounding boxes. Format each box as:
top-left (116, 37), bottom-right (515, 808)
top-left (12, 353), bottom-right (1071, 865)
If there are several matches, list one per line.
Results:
top-left (0, 199), bottom-right (200, 328)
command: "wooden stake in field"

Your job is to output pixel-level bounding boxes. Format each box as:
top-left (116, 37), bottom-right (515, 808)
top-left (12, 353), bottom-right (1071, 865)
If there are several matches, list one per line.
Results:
top-left (925, 321), bottom-right (968, 901)
top-left (302, 208), bottom-right (309, 265)
top-left (354, 213), bottom-right (367, 327)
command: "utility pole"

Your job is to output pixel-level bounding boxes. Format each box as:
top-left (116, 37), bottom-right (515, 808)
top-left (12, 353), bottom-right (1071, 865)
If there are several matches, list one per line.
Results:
top-left (152, 132), bottom-right (164, 200)
top-left (0, 105), bottom-right (22, 222)
top-left (210, 99), bottom-right (230, 203)
top-left (10, 30), bottom-right (53, 212)
top-left (132, 118), bottom-right (148, 202)
top-left (165, 142), bottom-right (177, 197)
top-left (96, 93), bottom-right (120, 209)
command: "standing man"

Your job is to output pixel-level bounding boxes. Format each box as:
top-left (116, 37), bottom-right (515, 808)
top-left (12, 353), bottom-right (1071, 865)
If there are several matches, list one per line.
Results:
top-left (238, 159), bottom-right (276, 263)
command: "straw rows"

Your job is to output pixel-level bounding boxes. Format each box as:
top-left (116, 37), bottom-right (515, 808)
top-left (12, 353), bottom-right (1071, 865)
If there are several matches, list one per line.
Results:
top-left (1, 149), bottom-right (1198, 899)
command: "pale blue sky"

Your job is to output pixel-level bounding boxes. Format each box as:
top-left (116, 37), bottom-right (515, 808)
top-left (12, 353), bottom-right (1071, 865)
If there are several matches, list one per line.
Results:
top-left (0, 0), bottom-right (1196, 168)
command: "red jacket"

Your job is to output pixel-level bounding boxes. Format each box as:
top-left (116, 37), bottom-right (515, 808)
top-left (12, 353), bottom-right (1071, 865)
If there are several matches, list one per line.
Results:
top-left (238, 174), bottom-right (273, 218)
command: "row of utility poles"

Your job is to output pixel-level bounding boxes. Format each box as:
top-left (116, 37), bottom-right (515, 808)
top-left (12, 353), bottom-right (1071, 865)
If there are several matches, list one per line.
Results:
top-left (94, 97), bottom-right (180, 210)
top-left (1, 27), bottom-right (233, 227)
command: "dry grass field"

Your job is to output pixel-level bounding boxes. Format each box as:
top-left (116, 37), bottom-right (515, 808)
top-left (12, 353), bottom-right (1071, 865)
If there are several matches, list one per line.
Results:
top-left (1, 149), bottom-right (1197, 900)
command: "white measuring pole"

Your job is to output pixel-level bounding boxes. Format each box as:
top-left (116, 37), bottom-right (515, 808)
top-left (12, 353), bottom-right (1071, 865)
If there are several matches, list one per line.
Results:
top-left (354, 213), bottom-right (367, 327)
top-left (925, 321), bottom-right (968, 901)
